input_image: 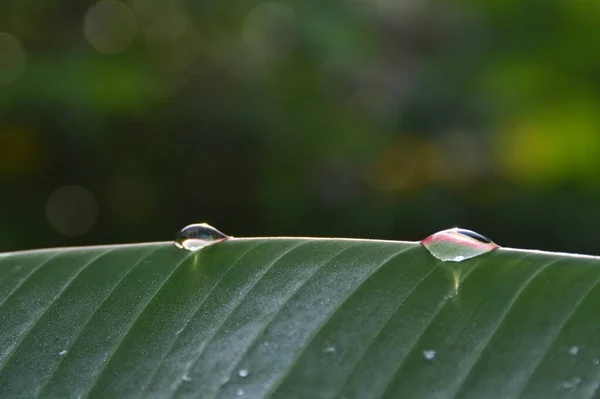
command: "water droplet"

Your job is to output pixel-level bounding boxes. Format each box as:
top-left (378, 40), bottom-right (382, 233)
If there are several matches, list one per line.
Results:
top-left (58, 350), bottom-right (67, 356)
top-left (593, 358), bottom-right (599, 365)
top-left (174, 223), bottom-right (229, 251)
top-left (421, 228), bottom-right (499, 262)
top-left (182, 374), bottom-right (192, 382)
top-left (423, 349), bottom-right (436, 360)
top-left (569, 346), bottom-right (579, 356)
top-left (238, 369), bottom-right (249, 378)
top-left (323, 346), bottom-right (336, 354)
top-left (558, 377), bottom-right (581, 392)
top-left (236, 388), bottom-right (245, 396)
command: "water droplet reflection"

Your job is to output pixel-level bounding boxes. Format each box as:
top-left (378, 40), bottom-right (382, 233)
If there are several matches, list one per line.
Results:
top-left (421, 228), bottom-right (499, 262)
top-left (174, 223), bottom-right (229, 251)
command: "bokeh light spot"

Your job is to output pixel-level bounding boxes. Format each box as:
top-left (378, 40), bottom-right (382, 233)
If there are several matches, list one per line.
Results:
top-left (0, 126), bottom-right (40, 178)
top-left (242, 2), bottom-right (297, 62)
top-left (83, 1), bottom-right (138, 54)
top-left (46, 185), bottom-right (99, 237)
top-left (145, 14), bottom-right (201, 71)
top-left (495, 102), bottom-right (600, 185)
top-left (0, 32), bottom-right (27, 86)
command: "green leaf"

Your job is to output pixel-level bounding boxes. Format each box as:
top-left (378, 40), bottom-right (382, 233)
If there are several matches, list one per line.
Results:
top-left (0, 238), bottom-right (599, 398)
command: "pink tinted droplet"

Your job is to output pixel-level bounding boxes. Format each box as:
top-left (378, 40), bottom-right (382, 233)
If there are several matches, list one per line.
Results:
top-left (421, 228), bottom-right (499, 262)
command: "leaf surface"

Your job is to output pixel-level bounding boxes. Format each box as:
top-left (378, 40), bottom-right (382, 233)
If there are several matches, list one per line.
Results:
top-left (0, 238), bottom-right (599, 398)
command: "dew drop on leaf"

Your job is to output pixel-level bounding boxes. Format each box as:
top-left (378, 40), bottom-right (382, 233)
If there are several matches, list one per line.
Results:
top-left (236, 388), bottom-right (245, 396)
top-left (569, 346), bottom-right (579, 356)
top-left (238, 369), bottom-right (249, 378)
top-left (421, 228), bottom-right (499, 262)
top-left (174, 223), bottom-right (230, 251)
top-left (558, 377), bottom-right (581, 392)
top-left (422, 350), bottom-right (436, 360)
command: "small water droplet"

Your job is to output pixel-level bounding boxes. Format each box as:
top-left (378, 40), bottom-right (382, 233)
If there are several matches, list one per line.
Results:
top-left (59, 350), bottom-right (67, 356)
top-left (182, 374), bottom-right (192, 382)
top-left (174, 223), bottom-right (229, 251)
top-left (569, 346), bottom-right (579, 356)
top-left (421, 228), bottom-right (499, 262)
top-left (558, 377), bottom-right (581, 392)
top-left (423, 350), bottom-right (436, 360)
top-left (594, 358), bottom-right (599, 365)
top-left (238, 369), bottom-right (249, 378)
top-left (323, 346), bottom-right (336, 354)
top-left (236, 388), bottom-right (245, 396)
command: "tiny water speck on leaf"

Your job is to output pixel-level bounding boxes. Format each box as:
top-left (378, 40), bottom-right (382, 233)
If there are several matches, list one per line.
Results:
top-left (236, 388), bottom-right (245, 396)
top-left (238, 369), bottom-right (249, 378)
top-left (558, 377), bottom-right (582, 392)
top-left (182, 374), bottom-right (191, 382)
top-left (423, 350), bottom-right (436, 360)
top-left (569, 346), bottom-right (579, 356)
top-left (58, 350), bottom-right (67, 356)
top-left (323, 346), bottom-right (336, 354)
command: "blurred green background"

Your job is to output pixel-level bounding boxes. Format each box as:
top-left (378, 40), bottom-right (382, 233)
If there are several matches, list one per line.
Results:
top-left (1, 0), bottom-right (600, 254)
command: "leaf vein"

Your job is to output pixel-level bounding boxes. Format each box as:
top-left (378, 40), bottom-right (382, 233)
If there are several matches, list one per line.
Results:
top-left (81, 249), bottom-right (197, 398)
top-left (34, 247), bottom-right (164, 398)
top-left (139, 241), bottom-right (265, 395)
top-left (168, 240), bottom-right (310, 398)
top-left (210, 242), bottom-right (364, 399)
top-left (268, 245), bottom-right (418, 397)
top-left (378, 257), bottom-right (488, 398)
top-left (451, 257), bottom-right (563, 398)
top-left (0, 248), bottom-right (115, 373)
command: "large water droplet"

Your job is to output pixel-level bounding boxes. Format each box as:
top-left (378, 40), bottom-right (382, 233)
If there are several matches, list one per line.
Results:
top-left (421, 228), bottom-right (498, 262)
top-left (174, 223), bottom-right (229, 251)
